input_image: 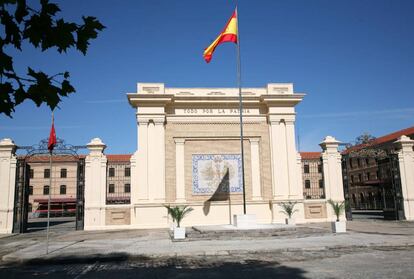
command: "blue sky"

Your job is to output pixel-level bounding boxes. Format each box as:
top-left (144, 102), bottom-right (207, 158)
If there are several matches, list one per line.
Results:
top-left (1, 0), bottom-right (413, 154)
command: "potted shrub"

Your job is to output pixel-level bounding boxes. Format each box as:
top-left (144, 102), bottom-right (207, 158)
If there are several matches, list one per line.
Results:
top-left (164, 205), bottom-right (194, 239)
top-left (327, 199), bottom-right (346, 233)
top-left (279, 201), bottom-right (298, 225)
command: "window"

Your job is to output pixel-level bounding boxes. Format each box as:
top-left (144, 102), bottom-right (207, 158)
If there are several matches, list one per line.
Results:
top-left (43, 185), bottom-right (49, 195)
top-left (29, 186), bottom-right (33, 195)
top-left (365, 158), bottom-right (370, 166)
top-left (304, 164), bottom-right (310, 174)
top-left (351, 175), bottom-right (354, 183)
top-left (108, 184), bottom-right (115, 193)
top-left (318, 164), bottom-right (322, 173)
top-left (109, 168), bottom-right (115, 177)
top-left (367, 172), bottom-right (371, 181)
top-left (44, 169), bottom-right (50, 178)
top-left (357, 158), bottom-right (361, 167)
top-left (29, 169), bottom-right (34, 179)
top-left (376, 170), bottom-right (380, 180)
top-left (305, 180), bottom-right (311, 188)
top-left (125, 167), bottom-right (131, 177)
top-left (319, 180), bottom-right (324, 188)
top-left (358, 173), bottom-right (362, 182)
top-left (124, 183), bottom-right (131, 193)
top-left (60, 168), bottom-right (67, 178)
top-left (60, 185), bottom-right (66, 195)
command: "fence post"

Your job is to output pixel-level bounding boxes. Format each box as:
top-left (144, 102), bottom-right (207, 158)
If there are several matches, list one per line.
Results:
top-left (0, 139), bottom-right (17, 234)
top-left (84, 138), bottom-right (107, 230)
top-left (320, 136), bottom-right (345, 221)
top-left (394, 135), bottom-right (414, 220)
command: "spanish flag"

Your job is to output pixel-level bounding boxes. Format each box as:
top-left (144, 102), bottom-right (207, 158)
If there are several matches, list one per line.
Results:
top-left (203, 9), bottom-right (238, 63)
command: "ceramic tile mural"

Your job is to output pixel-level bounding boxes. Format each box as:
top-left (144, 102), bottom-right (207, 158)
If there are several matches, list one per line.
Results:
top-left (192, 154), bottom-right (242, 194)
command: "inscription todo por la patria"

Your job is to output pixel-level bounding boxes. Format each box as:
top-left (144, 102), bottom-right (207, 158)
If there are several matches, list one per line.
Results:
top-left (182, 108), bottom-right (251, 114)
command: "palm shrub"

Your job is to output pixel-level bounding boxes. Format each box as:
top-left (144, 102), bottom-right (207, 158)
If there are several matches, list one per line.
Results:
top-left (279, 201), bottom-right (298, 218)
top-left (164, 205), bottom-right (194, 228)
top-left (327, 199), bottom-right (346, 221)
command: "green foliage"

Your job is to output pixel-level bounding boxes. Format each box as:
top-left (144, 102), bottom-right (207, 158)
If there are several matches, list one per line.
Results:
top-left (164, 205), bottom-right (194, 228)
top-left (0, 0), bottom-right (105, 116)
top-left (355, 133), bottom-right (376, 145)
top-left (279, 201), bottom-right (298, 218)
top-left (327, 199), bottom-right (346, 221)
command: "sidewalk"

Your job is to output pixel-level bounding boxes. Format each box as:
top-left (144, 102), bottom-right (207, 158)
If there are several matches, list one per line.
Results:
top-left (1, 220), bottom-right (414, 264)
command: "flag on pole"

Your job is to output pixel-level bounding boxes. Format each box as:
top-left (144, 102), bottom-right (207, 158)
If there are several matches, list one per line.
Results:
top-left (47, 114), bottom-right (57, 152)
top-left (203, 9), bottom-right (238, 63)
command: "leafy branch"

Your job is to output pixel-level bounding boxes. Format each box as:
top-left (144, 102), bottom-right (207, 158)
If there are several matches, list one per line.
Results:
top-left (0, 0), bottom-right (105, 116)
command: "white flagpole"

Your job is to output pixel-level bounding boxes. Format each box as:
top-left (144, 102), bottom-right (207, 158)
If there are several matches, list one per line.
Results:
top-left (235, 6), bottom-right (247, 215)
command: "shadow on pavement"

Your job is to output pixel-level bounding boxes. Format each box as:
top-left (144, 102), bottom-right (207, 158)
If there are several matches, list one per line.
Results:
top-left (1, 253), bottom-right (309, 279)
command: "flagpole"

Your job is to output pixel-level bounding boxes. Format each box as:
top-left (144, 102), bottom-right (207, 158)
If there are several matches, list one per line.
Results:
top-left (235, 6), bottom-right (247, 215)
top-left (46, 112), bottom-right (53, 254)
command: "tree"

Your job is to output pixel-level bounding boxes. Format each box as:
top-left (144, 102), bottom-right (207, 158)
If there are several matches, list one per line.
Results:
top-left (0, 0), bottom-right (105, 117)
top-left (355, 132), bottom-right (376, 145)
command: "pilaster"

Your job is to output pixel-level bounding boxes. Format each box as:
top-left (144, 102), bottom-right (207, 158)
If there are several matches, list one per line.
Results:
top-left (249, 138), bottom-right (262, 200)
top-left (175, 138), bottom-right (186, 202)
top-left (394, 135), bottom-right (414, 220)
top-left (0, 139), bottom-right (17, 234)
top-left (84, 138), bottom-right (107, 230)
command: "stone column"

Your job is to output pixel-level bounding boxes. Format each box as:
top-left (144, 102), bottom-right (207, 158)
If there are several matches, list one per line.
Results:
top-left (249, 138), bottom-right (262, 200)
top-left (269, 117), bottom-right (289, 199)
top-left (84, 138), bottom-right (107, 230)
top-left (394, 135), bottom-right (414, 221)
top-left (131, 117), bottom-right (149, 202)
top-left (268, 115), bottom-right (302, 200)
top-left (148, 117), bottom-right (166, 202)
top-left (175, 138), bottom-right (186, 202)
top-left (0, 139), bottom-right (17, 234)
top-left (320, 136), bottom-right (345, 221)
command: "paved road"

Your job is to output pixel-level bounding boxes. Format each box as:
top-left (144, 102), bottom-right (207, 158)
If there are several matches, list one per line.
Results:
top-left (0, 246), bottom-right (413, 278)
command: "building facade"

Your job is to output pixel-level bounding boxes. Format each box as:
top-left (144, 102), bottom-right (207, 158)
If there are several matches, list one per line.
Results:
top-left (344, 126), bottom-right (414, 211)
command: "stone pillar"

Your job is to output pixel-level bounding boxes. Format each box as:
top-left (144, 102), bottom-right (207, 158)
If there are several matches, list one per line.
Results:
top-left (320, 136), bottom-right (345, 221)
top-left (150, 117), bottom-right (166, 202)
top-left (249, 138), bottom-right (262, 200)
top-left (132, 117), bottom-right (149, 202)
top-left (394, 135), bottom-right (414, 221)
top-left (268, 115), bottom-right (302, 200)
top-left (0, 139), bottom-right (17, 234)
top-left (269, 117), bottom-right (289, 199)
top-left (175, 138), bottom-right (186, 202)
top-left (84, 138), bottom-right (107, 230)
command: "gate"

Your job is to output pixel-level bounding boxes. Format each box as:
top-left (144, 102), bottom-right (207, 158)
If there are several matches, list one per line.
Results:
top-left (342, 146), bottom-right (404, 220)
top-left (13, 139), bottom-right (86, 233)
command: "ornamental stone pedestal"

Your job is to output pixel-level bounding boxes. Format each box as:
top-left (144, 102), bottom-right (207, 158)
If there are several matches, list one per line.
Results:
top-left (394, 135), bottom-right (414, 221)
top-left (0, 138), bottom-right (17, 234)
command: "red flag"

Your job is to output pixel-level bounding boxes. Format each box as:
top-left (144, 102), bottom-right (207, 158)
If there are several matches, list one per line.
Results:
top-left (48, 115), bottom-right (57, 152)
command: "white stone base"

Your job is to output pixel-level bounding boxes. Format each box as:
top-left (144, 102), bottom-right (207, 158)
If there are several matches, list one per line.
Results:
top-left (331, 221), bottom-right (346, 233)
top-left (174, 227), bottom-right (186, 239)
top-left (233, 214), bottom-right (257, 228)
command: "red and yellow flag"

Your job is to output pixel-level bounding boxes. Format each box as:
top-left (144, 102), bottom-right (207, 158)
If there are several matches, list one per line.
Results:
top-left (203, 9), bottom-right (238, 63)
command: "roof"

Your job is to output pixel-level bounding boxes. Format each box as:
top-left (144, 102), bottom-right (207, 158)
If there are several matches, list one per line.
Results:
top-left (106, 154), bottom-right (132, 162)
top-left (344, 126), bottom-right (414, 153)
top-left (300, 152), bottom-right (321, 159)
